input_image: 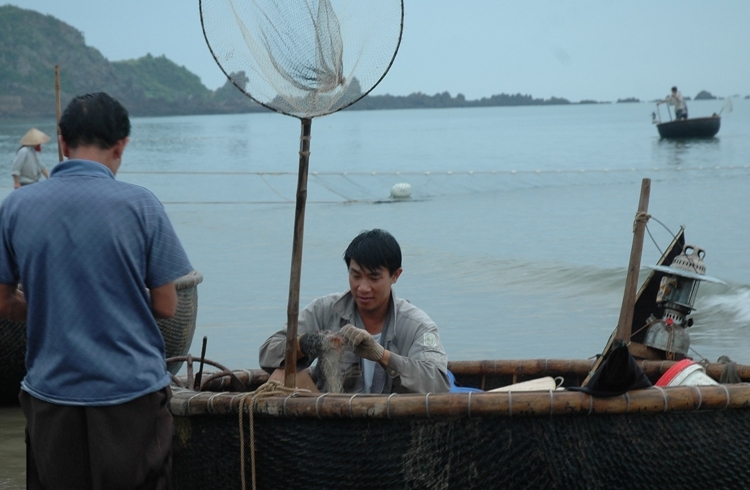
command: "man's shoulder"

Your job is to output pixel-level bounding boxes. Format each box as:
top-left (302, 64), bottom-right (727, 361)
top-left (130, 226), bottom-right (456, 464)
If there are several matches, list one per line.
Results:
top-left (393, 295), bottom-right (435, 325)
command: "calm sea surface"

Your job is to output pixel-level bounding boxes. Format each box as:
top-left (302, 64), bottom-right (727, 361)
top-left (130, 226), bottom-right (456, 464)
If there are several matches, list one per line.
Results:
top-left (1, 100), bottom-right (749, 486)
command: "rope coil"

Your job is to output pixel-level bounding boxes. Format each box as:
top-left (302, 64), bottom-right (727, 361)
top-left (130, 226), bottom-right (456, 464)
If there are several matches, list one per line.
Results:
top-left (633, 211), bottom-right (651, 232)
top-left (238, 381), bottom-right (305, 490)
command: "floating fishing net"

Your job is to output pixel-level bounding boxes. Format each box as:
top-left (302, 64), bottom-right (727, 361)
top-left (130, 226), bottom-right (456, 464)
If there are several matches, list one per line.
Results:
top-left (199, 0), bottom-right (404, 386)
top-left (200, 0), bottom-right (403, 118)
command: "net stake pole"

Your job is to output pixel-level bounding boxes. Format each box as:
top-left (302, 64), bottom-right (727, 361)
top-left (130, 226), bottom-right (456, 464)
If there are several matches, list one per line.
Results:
top-left (284, 118), bottom-right (313, 388)
top-left (55, 65), bottom-right (63, 162)
top-left (614, 178), bottom-right (650, 345)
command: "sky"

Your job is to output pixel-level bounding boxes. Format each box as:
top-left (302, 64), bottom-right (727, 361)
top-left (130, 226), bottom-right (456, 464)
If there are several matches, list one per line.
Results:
top-left (9, 1), bottom-right (750, 102)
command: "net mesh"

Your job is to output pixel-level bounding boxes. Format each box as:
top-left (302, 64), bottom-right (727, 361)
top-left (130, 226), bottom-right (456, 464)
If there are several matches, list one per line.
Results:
top-left (200, 0), bottom-right (403, 118)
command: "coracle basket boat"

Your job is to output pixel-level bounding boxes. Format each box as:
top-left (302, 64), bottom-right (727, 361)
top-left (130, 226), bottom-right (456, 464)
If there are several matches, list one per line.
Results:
top-left (169, 358), bottom-right (750, 490)
top-left (0, 270), bottom-right (203, 405)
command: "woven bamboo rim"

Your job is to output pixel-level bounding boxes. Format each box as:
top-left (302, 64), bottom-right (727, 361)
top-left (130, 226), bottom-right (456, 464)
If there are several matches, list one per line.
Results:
top-left (175, 270), bottom-right (203, 290)
top-left (169, 359), bottom-right (750, 419)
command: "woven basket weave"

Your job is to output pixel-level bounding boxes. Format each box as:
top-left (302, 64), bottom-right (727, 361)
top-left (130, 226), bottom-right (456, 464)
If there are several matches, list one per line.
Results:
top-left (0, 270), bottom-right (202, 405)
top-left (169, 360), bottom-right (750, 490)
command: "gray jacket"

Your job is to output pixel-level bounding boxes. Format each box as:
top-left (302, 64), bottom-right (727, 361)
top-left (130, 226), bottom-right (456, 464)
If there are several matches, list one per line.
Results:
top-left (259, 291), bottom-right (450, 394)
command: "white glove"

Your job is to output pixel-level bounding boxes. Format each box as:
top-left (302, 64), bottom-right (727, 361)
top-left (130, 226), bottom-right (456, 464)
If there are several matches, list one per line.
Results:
top-left (340, 324), bottom-right (385, 362)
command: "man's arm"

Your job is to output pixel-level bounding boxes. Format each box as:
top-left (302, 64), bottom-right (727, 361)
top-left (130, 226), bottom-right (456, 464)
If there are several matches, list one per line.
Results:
top-left (259, 295), bottom-right (333, 371)
top-left (0, 284), bottom-right (27, 322)
top-left (150, 281), bottom-right (177, 319)
top-left (339, 322), bottom-right (450, 393)
top-left (11, 153), bottom-right (23, 189)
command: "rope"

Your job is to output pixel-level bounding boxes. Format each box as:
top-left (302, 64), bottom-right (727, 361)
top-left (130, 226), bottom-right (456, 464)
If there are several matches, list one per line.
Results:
top-left (633, 211), bottom-right (651, 232)
top-left (645, 217), bottom-right (677, 256)
top-left (630, 316), bottom-right (661, 340)
top-left (238, 381), bottom-right (303, 490)
top-left (118, 164), bottom-right (750, 177)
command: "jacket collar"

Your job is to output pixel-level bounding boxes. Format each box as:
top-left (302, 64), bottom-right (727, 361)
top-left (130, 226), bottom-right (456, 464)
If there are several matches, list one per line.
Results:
top-left (50, 159), bottom-right (115, 179)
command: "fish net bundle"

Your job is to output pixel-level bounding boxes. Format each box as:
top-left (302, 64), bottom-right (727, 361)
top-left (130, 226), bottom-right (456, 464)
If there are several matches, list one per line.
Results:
top-left (317, 332), bottom-right (346, 393)
top-left (200, 0), bottom-right (403, 118)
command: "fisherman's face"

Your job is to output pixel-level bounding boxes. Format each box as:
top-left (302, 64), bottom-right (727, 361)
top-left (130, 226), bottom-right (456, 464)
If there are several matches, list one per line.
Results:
top-left (348, 260), bottom-right (401, 316)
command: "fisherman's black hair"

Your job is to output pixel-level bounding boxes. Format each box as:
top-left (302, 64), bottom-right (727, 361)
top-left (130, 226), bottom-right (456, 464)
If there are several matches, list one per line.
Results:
top-left (671, 86), bottom-right (677, 92)
top-left (344, 229), bottom-right (402, 276)
top-left (59, 92), bottom-right (130, 150)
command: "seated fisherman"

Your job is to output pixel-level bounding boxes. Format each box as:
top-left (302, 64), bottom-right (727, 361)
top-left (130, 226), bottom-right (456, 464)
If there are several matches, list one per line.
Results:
top-left (259, 229), bottom-right (450, 394)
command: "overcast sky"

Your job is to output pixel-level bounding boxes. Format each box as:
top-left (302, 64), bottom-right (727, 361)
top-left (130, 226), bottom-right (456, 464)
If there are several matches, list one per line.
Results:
top-left (10, 1), bottom-right (750, 102)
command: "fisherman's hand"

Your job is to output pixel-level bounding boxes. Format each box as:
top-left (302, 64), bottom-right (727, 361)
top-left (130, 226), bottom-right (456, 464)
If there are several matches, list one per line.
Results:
top-left (340, 324), bottom-right (385, 362)
top-left (298, 332), bottom-right (326, 360)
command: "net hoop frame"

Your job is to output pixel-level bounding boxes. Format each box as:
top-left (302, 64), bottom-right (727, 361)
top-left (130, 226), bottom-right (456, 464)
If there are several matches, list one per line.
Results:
top-left (198, 0), bottom-right (405, 119)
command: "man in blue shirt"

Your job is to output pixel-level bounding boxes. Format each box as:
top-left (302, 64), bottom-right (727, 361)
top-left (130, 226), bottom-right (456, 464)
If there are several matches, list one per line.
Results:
top-left (0, 92), bottom-right (193, 489)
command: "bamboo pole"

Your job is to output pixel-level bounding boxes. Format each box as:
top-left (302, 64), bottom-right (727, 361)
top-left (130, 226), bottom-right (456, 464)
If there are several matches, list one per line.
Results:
top-left (55, 65), bottom-right (63, 162)
top-left (614, 178), bottom-right (651, 344)
top-left (284, 118), bottom-right (312, 388)
top-left (581, 179), bottom-right (651, 387)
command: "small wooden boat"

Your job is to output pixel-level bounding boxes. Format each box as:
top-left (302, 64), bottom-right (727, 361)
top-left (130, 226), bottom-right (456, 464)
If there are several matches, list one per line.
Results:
top-left (167, 223), bottom-right (750, 490)
top-left (656, 115), bottom-right (721, 139)
top-left (0, 270), bottom-right (203, 405)
top-left (169, 357), bottom-right (750, 490)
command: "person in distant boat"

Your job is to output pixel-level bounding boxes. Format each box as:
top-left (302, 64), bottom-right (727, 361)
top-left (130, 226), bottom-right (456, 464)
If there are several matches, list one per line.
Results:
top-left (259, 229), bottom-right (450, 394)
top-left (11, 128), bottom-right (50, 188)
top-left (658, 86), bottom-right (688, 120)
top-left (0, 92), bottom-right (193, 489)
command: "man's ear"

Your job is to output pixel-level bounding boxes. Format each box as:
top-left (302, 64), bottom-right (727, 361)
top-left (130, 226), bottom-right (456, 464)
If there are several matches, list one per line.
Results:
top-left (112, 137), bottom-right (130, 160)
top-left (58, 135), bottom-right (70, 157)
top-left (391, 267), bottom-right (403, 284)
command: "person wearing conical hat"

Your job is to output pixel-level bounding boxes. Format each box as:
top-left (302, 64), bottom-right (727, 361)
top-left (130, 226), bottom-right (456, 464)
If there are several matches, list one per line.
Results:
top-left (11, 128), bottom-right (51, 189)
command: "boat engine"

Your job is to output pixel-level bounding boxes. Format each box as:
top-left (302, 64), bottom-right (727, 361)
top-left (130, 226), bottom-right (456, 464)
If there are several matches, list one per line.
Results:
top-left (642, 245), bottom-right (724, 359)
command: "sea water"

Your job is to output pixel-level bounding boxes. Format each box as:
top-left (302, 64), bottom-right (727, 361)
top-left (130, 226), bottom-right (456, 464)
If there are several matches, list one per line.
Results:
top-left (1, 100), bottom-right (749, 486)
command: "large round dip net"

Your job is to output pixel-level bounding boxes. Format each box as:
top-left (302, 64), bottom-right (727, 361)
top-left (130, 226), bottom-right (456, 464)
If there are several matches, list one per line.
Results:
top-left (200, 0), bottom-right (403, 118)
top-left (199, 0), bottom-right (404, 386)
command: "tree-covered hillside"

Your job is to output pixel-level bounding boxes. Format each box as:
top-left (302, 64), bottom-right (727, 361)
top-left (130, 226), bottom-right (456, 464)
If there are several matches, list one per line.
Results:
top-left (1, 5), bottom-right (592, 119)
top-left (0, 5), bottom-right (263, 118)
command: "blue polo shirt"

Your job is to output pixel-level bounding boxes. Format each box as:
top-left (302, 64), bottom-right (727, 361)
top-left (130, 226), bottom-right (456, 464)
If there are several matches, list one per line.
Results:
top-left (0, 159), bottom-right (193, 405)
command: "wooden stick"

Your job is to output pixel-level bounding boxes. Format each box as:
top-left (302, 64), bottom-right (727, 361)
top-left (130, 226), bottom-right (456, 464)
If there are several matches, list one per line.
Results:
top-left (284, 118), bottom-right (312, 388)
top-left (581, 226), bottom-right (684, 386)
top-left (580, 179), bottom-right (651, 387)
top-left (55, 65), bottom-right (63, 162)
top-left (614, 178), bottom-right (650, 343)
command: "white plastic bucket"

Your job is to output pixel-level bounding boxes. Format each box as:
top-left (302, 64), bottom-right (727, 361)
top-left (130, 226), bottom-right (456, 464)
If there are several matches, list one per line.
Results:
top-left (656, 360), bottom-right (719, 387)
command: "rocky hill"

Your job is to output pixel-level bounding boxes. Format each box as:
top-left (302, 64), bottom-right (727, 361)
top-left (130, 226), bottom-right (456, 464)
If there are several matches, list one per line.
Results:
top-left (1, 5), bottom-right (599, 119)
top-left (0, 5), bottom-right (263, 118)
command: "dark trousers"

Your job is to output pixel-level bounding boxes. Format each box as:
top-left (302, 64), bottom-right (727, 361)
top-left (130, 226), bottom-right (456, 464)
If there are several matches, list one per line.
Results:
top-left (19, 387), bottom-right (173, 490)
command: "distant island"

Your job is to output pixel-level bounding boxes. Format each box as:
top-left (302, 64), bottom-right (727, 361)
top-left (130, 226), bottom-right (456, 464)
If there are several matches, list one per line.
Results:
top-left (0, 6), bottom-right (738, 119)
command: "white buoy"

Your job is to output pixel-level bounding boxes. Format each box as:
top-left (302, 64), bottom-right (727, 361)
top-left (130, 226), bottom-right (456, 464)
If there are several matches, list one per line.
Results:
top-left (390, 182), bottom-right (412, 199)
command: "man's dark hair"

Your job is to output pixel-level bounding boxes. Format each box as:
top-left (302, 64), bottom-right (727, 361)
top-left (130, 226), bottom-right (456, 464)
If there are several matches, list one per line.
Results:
top-left (671, 86), bottom-right (677, 92)
top-left (344, 229), bottom-right (402, 275)
top-left (59, 92), bottom-right (130, 150)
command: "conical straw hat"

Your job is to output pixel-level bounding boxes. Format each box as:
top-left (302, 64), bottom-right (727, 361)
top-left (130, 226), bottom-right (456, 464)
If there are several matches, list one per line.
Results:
top-left (19, 128), bottom-right (51, 146)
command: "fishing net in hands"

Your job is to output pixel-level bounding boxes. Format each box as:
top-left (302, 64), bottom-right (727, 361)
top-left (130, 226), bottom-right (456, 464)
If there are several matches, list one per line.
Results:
top-left (200, 0), bottom-right (404, 118)
top-left (199, 0), bottom-right (404, 387)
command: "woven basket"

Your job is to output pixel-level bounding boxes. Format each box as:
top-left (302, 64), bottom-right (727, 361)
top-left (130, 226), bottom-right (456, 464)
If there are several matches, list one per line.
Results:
top-left (0, 270), bottom-right (203, 405)
top-left (170, 359), bottom-right (750, 490)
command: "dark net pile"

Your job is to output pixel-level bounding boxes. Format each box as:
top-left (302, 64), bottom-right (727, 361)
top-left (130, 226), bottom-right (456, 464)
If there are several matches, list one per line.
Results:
top-left (200, 0), bottom-right (403, 118)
